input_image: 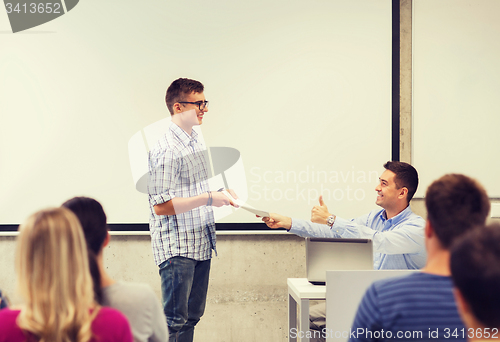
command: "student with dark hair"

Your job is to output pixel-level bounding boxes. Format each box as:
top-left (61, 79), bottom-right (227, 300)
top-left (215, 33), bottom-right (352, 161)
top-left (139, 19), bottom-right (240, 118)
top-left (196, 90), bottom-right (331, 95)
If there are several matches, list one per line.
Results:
top-left (263, 161), bottom-right (426, 270)
top-left (348, 174), bottom-right (490, 342)
top-left (451, 223), bottom-right (500, 340)
top-left (63, 196), bottom-right (168, 342)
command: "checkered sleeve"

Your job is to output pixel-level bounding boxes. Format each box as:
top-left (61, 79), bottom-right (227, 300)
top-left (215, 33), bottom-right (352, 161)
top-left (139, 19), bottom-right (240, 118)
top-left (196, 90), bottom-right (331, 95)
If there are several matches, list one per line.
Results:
top-left (148, 149), bottom-right (180, 207)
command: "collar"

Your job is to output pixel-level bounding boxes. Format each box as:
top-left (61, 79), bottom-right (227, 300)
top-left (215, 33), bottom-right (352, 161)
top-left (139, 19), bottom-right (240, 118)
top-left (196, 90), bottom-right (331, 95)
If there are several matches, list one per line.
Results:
top-left (379, 205), bottom-right (412, 225)
top-left (169, 122), bottom-right (198, 147)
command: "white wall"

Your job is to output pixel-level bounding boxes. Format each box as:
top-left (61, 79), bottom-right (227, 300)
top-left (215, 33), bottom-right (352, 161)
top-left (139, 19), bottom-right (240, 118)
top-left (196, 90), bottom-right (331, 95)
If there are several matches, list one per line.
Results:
top-left (0, 0), bottom-right (392, 225)
top-left (413, 0), bottom-right (500, 197)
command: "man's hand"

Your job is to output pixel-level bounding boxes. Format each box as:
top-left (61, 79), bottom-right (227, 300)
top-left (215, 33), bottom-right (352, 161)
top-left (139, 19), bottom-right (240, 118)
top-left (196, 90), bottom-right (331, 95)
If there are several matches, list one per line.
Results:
top-left (225, 189), bottom-right (239, 208)
top-left (211, 192), bottom-right (232, 207)
top-left (261, 213), bottom-right (292, 230)
top-left (211, 189), bottom-right (240, 207)
top-left (311, 196), bottom-right (332, 225)
top-left (226, 189), bottom-right (239, 200)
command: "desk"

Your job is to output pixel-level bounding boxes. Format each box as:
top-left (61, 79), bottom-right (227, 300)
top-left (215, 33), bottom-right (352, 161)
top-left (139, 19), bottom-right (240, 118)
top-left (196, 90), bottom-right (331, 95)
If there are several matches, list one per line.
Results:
top-left (287, 278), bottom-right (326, 342)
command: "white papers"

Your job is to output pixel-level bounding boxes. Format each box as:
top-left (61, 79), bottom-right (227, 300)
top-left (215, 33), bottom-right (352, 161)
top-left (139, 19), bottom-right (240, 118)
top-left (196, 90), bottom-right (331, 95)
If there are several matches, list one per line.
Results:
top-left (221, 191), bottom-right (270, 218)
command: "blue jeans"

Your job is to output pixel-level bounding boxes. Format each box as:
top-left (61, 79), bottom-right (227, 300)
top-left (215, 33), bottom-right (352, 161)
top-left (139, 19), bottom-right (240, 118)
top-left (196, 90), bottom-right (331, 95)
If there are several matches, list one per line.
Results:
top-left (159, 256), bottom-right (211, 342)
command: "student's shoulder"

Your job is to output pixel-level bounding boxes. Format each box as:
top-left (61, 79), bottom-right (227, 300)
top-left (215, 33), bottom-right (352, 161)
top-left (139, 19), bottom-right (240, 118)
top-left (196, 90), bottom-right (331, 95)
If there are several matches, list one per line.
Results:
top-left (0, 309), bottom-right (26, 342)
top-left (106, 282), bottom-right (159, 304)
top-left (368, 272), bottom-right (420, 292)
top-left (0, 308), bottom-right (20, 325)
top-left (369, 272), bottom-right (448, 297)
top-left (93, 307), bottom-right (133, 341)
top-left (112, 281), bottom-right (155, 293)
top-left (95, 306), bottom-right (129, 321)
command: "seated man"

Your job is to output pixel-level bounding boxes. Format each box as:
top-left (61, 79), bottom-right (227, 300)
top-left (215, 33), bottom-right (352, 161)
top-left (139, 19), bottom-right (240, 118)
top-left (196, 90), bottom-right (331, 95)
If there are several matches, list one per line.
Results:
top-left (263, 161), bottom-right (426, 337)
top-left (348, 174), bottom-right (490, 342)
top-left (451, 223), bottom-right (500, 342)
top-left (262, 161), bottom-right (426, 270)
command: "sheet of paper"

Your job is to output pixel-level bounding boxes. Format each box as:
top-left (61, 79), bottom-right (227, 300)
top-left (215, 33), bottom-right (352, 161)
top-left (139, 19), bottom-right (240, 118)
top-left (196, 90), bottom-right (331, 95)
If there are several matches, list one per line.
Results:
top-left (221, 191), bottom-right (270, 218)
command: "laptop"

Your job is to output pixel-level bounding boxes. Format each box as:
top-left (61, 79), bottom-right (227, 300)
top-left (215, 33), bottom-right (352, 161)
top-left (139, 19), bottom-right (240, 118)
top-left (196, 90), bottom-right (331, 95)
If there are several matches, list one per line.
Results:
top-left (306, 237), bottom-right (373, 285)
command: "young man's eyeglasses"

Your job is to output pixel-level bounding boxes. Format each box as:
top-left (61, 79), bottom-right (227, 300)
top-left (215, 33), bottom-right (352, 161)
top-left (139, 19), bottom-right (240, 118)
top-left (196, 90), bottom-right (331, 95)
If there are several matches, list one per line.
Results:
top-left (178, 101), bottom-right (209, 111)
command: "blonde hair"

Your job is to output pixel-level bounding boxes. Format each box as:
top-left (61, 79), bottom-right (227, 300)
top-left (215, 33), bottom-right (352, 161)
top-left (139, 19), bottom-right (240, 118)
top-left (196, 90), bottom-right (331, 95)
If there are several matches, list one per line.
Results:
top-left (16, 207), bottom-right (99, 342)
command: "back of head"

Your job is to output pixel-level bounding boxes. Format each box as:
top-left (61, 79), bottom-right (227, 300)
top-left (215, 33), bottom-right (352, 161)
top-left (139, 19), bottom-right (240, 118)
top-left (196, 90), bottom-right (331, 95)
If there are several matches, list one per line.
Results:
top-left (425, 174), bottom-right (490, 248)
top-left (62, 196), bottom-right (108, 255)
top-left (165, 78), bottom-right (204, 115)
top-left (383, 161), bottom-right (419, 202)
top-left (62, 196), bottom-right (108, 304)
top-left (450, 223), bottom-right (500, 328)
top-left (16, 207), bottom-right (95, 342)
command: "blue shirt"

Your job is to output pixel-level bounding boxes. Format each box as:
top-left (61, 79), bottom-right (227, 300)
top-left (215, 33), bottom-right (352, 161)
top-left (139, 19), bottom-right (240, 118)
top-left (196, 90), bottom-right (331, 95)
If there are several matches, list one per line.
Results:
top-left (148, 122), bottom-right (216, 265)
top-left (289, 206), bottom-right (426, 269)
top-left (348, 272), bottom-right (466, 342)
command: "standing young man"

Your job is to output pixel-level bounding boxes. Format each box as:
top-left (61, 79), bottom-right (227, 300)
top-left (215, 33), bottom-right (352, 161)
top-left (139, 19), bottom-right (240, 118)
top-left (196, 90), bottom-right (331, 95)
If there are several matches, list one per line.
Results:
top-left (148, 78), bottom-right (236, 342)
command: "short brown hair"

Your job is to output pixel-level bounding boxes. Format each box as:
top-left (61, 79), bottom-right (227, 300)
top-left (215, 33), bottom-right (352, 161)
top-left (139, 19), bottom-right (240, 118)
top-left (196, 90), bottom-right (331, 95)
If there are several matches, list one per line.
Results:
top-left (425, 174), bottom-right (490, 248)
top-left (383, 161), bottom-right (419, 202)
top-left (165, 78), bottom-right (204, 115)
top-left (451, 223), bottom-right (500, 328)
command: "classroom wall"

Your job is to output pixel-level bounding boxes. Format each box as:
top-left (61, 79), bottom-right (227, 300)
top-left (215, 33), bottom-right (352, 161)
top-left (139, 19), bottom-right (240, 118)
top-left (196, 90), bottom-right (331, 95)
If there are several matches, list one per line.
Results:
top-left (1, 2), bottom-right (497, 342)
top-left (0, 2), bottom-right (415, 342)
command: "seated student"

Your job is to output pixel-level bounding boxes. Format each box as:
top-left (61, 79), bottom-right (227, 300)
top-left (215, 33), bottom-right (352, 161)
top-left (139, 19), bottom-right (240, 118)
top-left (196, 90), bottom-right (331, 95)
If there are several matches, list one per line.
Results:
top-left (451, 223), bottom-right (500, 341)
top-left (0, 289), bottom-right (8, 310)
top-left (63, 196), bottom-right (168, 342)
top-left (0, 207), bottom-right (133, 342)
top-left (348, 174), bottom-right (490, 342)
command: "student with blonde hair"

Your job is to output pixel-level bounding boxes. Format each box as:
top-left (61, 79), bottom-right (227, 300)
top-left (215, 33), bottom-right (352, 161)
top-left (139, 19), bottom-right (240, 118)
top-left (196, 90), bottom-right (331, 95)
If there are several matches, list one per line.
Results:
top-left (0, 207), bottom-right (133, 342)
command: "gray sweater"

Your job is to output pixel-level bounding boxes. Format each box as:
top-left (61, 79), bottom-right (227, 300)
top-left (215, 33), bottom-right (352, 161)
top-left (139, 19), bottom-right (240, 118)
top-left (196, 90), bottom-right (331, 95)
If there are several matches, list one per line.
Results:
top-left (102, 282), bottom-right (168, 342)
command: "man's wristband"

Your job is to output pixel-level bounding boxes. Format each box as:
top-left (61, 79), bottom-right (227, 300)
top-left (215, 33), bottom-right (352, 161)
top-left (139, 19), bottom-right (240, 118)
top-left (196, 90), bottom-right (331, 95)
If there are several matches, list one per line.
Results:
top-left (207, 191), bottom-right (212, 206)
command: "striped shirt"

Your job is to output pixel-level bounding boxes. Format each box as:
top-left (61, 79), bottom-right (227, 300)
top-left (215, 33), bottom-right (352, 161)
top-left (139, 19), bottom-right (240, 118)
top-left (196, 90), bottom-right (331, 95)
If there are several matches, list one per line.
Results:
top-left (148, 122), bottom-right (216, 265)
top-left (349, 272), bottom-right (466, 342)
top-left (290, 206), bottom-right (427, 270)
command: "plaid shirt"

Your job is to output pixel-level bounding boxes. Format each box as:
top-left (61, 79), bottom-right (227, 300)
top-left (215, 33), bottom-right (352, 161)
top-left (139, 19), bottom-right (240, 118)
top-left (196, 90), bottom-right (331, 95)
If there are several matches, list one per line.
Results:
top-left (148, 122), bottom-right (216, 265)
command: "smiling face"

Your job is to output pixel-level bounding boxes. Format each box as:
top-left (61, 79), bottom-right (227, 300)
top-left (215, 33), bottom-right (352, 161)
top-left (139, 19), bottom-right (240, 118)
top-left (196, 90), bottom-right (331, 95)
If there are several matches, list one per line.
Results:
top-left (375, 170), bottom-right (404, 210)
top-left (180, 91), bottom-right (208, 126)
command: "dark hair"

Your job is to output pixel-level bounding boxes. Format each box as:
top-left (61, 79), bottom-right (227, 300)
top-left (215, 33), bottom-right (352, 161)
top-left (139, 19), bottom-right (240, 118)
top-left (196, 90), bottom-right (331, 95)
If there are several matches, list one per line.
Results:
top-left (62, 196), bottom-right (108, 304)
top-left (451, 223), bottom-right (500, 328)
top-left (165, 78), bottom-right (204, 115)
top-left (425, 174), bottom-right (490, 248)
top-left (0, 289), bottom-right (9, 309)
top-left (383, 161), bottom-right (419, 202)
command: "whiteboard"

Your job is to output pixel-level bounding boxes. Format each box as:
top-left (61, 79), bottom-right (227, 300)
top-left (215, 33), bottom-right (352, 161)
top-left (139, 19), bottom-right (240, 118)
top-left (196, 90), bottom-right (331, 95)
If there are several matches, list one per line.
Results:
top-left (0, 0), bottom-right (392, 225)
top-left (413, 0), bottom-right (500, 197)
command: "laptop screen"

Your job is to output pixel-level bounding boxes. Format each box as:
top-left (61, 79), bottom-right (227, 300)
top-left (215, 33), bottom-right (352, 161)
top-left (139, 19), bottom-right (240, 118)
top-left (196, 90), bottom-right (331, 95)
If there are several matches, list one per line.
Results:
top-left (306, 238), bottom-right (373, 284)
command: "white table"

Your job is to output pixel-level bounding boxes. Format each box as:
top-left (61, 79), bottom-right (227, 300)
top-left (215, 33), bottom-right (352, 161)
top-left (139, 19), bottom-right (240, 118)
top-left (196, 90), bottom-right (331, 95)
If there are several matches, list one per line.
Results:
top-left (287, 278), bottom-right (326, 342)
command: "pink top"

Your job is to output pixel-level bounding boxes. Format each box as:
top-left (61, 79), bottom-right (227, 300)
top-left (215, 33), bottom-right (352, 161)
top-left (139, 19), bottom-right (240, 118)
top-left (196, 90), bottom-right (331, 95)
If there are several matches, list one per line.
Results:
top-left (0, 307), bottom-right (133, 342)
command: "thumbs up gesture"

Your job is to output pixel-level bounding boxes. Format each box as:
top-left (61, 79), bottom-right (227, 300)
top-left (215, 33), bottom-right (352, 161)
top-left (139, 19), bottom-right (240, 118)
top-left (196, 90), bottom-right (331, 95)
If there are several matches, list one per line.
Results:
top-left (311, 195), bottom-right (332, 225)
